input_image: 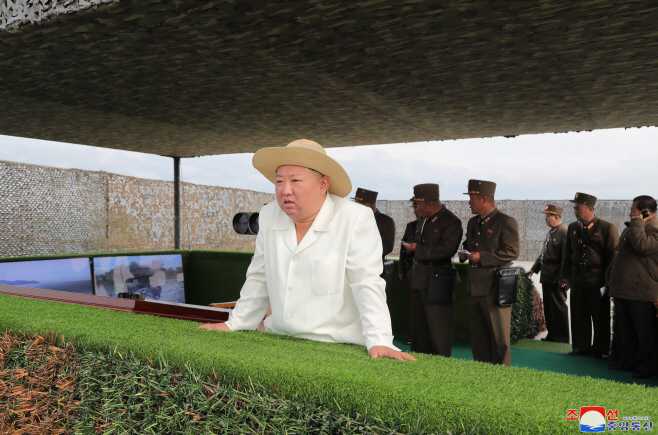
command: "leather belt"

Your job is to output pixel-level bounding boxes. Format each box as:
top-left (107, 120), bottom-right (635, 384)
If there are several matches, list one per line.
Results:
top-left (578, 263), bottom-right (602, 270)
top-left (415, 259), bottom-right (451, 267)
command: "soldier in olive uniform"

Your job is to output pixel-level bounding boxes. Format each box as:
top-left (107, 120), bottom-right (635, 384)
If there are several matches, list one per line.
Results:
top-left (606, 195), bottom-right (658, 378)
top-left (528, 204), bottom-right (569, 343)
top-left (459, 180), bottom-right (520, 366)
top-left (402, 184), bottom-right (462, 357)
top-left (399, 198), bottom-right (421, 281)
top-left (354, 188), bottom-right (396, 260)
top-left (561, 193), bottom-right (619, 358)
top-left (399, 197), bottom-right (420, 346)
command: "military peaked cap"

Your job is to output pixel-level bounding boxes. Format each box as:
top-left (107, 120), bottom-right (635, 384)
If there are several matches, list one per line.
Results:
top-left (571, 192), bottom-right (597, 207)
top-left (542, 204), bottom-right (564, 216)
top-left (464, 179), bottom-right (496, 197)
top-left (353, 187), bottom-right (378, 204)
top-left (413, 184), bottom-right (440, 202)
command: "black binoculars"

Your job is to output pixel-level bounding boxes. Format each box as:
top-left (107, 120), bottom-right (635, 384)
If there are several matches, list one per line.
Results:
top-left (233, 212), bottom-right (259, 235)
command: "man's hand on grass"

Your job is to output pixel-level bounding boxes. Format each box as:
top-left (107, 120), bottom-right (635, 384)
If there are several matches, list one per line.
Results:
top-left (198, 322), bottom-right (232, 331)
top-left (368, 346), bottom-right (416, 361)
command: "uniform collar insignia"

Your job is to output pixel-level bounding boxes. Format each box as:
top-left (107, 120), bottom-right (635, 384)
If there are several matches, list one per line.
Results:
top-left (478, 207), bottom-right (496, 225)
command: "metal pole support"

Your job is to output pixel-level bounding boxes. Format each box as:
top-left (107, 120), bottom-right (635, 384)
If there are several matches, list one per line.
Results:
top-left (173, 157), bottom-right (181, 249)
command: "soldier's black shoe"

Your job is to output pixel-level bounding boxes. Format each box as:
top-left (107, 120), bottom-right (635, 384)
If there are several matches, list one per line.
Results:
top-left (540, 337), bottom-right (552, 342)
top-left (589, 352), bottom-right (603, 359)
top-left (568, 350), bottom-right (590, 356)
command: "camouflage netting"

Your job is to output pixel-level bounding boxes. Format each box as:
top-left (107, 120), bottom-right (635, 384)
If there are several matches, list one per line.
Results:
top-left (1, 1), bottom-right (658, 156)
top-left (0, 0), bottom-right (117, 31)
top-left (0, 160), bottom-right (632, 261)
top-left (0, 160), bottom-right (274, 257)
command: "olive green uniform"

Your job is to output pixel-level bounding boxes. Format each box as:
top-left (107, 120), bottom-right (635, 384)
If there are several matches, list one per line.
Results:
top-left (562, 217), bottom-right (619, 355)
top-left (606, 216), bottom-right (658, 375)
top-left (463, 208), bottom-right (520, 366)
top-left (531, 222), bottom-right (569, 343)
top-left (410, 206), bottom-right (463, 357)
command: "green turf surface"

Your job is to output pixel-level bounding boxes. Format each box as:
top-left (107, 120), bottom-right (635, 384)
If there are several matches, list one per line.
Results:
top-left (394, 336), bottom-right (658, 389)
top-left (1, 294), bottom-right (656, 434)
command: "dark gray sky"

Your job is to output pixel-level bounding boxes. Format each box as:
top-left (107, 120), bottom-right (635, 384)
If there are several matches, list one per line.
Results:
top-left (1, 127), bottom-right (655, 200)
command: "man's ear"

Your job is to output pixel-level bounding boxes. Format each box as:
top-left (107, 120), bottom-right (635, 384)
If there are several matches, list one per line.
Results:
top-left (320, 175), bottom-right (330, 194)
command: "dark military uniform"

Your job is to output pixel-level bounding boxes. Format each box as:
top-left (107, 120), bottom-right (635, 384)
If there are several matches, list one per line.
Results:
top-left (399, 219), bottom-right (418, 280)
top-left (353, 187), bottom-right (395, 260)
top-left (409, 184), bottom-right (463, 357)
top-left (530, 204), bottom-right (569, 343)
top-left (374, 210), bottom-right (396, 259)
top-left (400, 198), bottom-right (419, 346)
top-left (462, 180), bottom-right (520, 366)
top-left (562, 193), bottom-right (619, 357)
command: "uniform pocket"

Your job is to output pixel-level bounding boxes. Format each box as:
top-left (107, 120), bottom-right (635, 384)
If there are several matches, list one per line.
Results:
top-left (311, 255), bottom-right (344, 296)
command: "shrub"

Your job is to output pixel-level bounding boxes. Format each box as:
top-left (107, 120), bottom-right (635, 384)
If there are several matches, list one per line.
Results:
top-left (511, 266), bottom-right (544, 343)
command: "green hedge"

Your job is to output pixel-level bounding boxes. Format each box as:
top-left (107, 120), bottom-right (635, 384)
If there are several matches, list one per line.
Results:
top-left (511, 266), bottom-right (540, 343)
top-left (0, 294), bottom-right (655, 434)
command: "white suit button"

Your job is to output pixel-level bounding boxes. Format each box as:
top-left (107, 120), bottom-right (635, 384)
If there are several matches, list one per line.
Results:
top-left (287, 285), bottom-right (293, 291)
top-left (285, 313), bottom-right (291, 320)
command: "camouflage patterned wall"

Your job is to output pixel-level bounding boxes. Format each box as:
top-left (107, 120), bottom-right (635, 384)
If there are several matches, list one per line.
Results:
top-left (0, 160), bottom-right (107, 256)
top-left (0, 0), bottom-right (116, 31)
top-left (0, 160), bottom-right (274, 257)
top-left (0, 160), bottom-right (632, 260)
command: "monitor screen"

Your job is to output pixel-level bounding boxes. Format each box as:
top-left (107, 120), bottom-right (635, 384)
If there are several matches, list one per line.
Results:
top-left (0, 258), bottom-right (94, 295)
top-left (93, 254), bottom-right (185, 303)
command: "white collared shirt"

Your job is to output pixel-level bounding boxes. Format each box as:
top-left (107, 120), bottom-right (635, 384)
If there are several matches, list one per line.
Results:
top-left (226, 194), bottom-right (398, 350)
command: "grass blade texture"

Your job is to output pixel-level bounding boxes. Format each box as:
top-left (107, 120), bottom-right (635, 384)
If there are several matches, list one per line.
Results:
top-left (0, 294), bottom-right (655, 434)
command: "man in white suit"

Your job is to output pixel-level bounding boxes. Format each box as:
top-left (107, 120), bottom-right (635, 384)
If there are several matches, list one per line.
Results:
top-left (200, 139), bottom-right (414, 361)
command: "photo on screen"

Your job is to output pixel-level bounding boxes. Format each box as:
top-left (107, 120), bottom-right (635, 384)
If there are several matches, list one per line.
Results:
top-left (93, 254), bottom-right (185, 303)
top-left (0, 258), bottom-right (94, 295)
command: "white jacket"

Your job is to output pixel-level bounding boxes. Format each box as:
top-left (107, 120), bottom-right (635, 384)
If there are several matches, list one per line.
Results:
top-left (226, 194), bottom-right (397, 350)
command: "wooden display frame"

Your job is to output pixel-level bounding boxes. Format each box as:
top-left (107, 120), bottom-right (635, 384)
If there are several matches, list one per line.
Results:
top-left (0, 284), bottom-right (229, 323)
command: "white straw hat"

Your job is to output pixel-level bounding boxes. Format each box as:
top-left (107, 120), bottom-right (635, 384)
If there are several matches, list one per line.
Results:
top-left (252, 139), bottom-right (352, 197)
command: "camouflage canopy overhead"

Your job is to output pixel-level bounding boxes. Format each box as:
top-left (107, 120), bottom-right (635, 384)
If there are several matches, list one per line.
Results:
top-left (1, 0), bottom-right (658, 157)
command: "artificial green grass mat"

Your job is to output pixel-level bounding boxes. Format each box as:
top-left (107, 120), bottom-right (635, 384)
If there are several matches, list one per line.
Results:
top-left (1, 294), bottom-right (656, 435)
top-left (394, 337), bottom-right (658, 388)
